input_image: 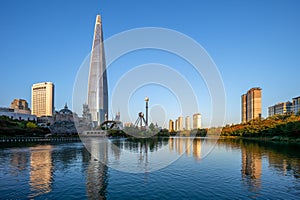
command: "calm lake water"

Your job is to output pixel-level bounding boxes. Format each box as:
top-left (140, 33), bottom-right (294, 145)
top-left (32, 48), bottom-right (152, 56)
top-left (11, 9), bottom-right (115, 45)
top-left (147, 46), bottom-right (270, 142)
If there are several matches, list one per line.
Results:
top-left (0, 137), bottom-right (299, 199)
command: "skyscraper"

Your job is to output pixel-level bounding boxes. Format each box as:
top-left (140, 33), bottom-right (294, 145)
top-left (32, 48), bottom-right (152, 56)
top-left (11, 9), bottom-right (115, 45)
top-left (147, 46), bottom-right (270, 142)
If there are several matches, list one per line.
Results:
top-left (87, 14), bottom-right (108, 125)
top-left (193, 113), bottom-right (201, 129)
top-left (31, 82), bottom-right (54, 117)
top-left (241, 87), bottom-right (262, 123)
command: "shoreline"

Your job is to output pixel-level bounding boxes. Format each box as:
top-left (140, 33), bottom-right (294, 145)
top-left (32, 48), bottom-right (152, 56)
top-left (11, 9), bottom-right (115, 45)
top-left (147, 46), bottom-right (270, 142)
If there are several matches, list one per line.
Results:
top-left (219, 135), bottom-right (300, 143)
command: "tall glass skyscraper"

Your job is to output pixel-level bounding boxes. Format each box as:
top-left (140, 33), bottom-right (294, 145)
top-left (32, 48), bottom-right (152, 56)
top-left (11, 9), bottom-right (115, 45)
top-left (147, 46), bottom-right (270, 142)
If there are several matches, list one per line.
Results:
top-left (87, 15), bottom-right (108, 125)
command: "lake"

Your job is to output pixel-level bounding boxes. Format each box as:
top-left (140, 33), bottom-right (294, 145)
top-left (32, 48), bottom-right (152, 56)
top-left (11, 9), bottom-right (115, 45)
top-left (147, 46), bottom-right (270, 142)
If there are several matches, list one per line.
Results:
top-left (0, 137), bottom-right (299, 199)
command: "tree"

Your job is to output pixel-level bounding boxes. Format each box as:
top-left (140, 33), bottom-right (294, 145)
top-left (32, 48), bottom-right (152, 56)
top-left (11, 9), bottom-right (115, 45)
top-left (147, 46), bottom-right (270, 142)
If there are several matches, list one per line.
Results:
top-left (149, 123), bottom-right (155, 131)
top-left (26, 122), bottom-right (37, 129)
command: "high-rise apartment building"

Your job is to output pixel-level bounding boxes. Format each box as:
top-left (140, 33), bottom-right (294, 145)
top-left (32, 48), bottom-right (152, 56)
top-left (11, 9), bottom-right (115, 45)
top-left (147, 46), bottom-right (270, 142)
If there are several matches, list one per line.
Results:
top-left (185, 116), bottom-right (190, 130)
top-left (193, 113), bottom-right (201, 129)
top-left (177, 116), bottom-right (183, 131)
top-left (268, 101), bottom-right (293, 117)
top-left (87, 15), bottom-right (108, 125)
top-left (31, 82), bottom-right (54, 117)
top-left (241, 87), bottom-right (262, 123)
top-left (169, 120), bottom-right (174, 132)
top-left (241, 94), bottom-right (247, 123)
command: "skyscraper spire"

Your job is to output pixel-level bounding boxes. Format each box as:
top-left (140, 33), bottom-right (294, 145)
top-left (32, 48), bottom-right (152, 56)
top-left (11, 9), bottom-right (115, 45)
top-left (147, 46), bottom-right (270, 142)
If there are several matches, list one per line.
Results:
top-left (96, 15), bottom-right (101, 24)
top-left (87, 14), bottom-right (108, 125)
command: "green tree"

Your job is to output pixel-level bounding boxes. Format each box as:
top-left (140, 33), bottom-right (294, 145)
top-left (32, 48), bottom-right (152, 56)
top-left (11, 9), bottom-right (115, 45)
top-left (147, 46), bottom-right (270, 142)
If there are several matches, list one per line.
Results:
top-left (149, 123), bottom-right (155, 131)
top-left (26, 122), bottom-right (37, 129)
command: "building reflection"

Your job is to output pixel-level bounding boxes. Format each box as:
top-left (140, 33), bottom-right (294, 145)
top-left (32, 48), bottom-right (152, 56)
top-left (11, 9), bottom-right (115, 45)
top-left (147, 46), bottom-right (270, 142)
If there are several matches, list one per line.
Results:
top-left (29, 145), bottom-right (53, 198)
top-left (218, 139), bottom-right (300, 188)
top-left (84, 138), bottom-right (108, 199)
top-left (240, 141), bottom-right (262, 192)
top-left (185, 138), bottom-right (191, 156)
top-left (169, 137), bottom-right (174, 151)
top-left (10, 151), bottom-right (28, 176)
top-left (168, 137), bottom-right (202, 160)
top-left (193, 139), bottom-right (201, 160)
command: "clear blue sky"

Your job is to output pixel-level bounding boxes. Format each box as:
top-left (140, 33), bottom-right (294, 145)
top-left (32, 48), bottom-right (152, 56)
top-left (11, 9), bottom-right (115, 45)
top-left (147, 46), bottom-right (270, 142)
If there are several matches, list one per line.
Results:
top-left (0, 0), bottom-right (299, 127)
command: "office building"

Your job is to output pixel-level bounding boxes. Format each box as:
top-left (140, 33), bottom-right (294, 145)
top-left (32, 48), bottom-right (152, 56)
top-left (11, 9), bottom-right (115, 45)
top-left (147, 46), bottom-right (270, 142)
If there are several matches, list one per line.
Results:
top-left (241, 87), bottom-right (262, 122)
top-left (193, 113), bottom-right (201, 129)
top-left (185, 116), bottom-right (190, 130)
top-left (175, 119), bottom-right (178, 131)
top-left (31, 82), bottom-right (54, 117)
top-left (268, 101), bottom-right (293, 117)
top-left (87, 15), bottom-right (108, 125)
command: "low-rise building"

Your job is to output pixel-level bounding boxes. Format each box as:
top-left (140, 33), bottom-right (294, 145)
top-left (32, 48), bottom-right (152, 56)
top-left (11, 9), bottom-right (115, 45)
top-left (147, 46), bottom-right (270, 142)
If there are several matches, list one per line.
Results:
top-left (292, 96), bottom-right (300, 114)
top-left (49, 104), bottom-right (77, 134)
top-left (268, 101), bottom-right (293, 117)
top-left (0, 107), bottom-right (37, 121)
top-left (10, 99), bottom-right (31, 115)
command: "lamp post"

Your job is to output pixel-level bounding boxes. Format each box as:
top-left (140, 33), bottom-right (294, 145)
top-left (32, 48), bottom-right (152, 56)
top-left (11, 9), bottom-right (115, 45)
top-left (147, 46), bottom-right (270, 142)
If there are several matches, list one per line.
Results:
top-left (145, 96), bottom-right (149, 126)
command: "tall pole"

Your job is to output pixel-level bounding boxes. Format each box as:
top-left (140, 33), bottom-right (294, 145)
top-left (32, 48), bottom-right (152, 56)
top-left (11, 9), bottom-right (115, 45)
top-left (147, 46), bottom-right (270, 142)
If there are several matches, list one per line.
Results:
top-left (145, 96), bottom-right (149, 126)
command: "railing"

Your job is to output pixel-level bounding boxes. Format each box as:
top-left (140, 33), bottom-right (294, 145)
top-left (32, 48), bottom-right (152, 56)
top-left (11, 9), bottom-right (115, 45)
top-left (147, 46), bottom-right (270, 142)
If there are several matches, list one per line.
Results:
top-left (0, 137), bottom-right (81, 143)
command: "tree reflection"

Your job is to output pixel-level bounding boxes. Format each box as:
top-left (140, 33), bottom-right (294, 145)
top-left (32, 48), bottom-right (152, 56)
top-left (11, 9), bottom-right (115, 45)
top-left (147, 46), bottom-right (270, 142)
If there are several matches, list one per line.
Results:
top-left (217, 139), bottom-right (300, 192)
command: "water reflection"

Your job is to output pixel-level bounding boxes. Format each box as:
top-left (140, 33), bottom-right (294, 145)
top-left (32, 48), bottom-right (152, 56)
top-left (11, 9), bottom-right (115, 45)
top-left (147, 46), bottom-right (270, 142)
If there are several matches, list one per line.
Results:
top-left (84, 138), bottom-right (108, 199)
top-left (106, 137), bottom-right (203, 172)
top-left (0, 139), bottom-right (299, 199)
top-left (169, 137), bottom-right (202, 160)
top-left (10, 150), bottom-right (28, 176)
top-left (29, 145), bottom-right (53, 198)
top-left (241, 143), bottom-right (262, 191)
top-left (218, 139), bottom-right (300, 193)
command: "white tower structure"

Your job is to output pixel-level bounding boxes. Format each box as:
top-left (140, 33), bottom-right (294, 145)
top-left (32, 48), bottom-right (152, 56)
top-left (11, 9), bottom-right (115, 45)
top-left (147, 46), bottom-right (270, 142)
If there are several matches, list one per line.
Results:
top-left (87, 15), bottom-right (108, 125)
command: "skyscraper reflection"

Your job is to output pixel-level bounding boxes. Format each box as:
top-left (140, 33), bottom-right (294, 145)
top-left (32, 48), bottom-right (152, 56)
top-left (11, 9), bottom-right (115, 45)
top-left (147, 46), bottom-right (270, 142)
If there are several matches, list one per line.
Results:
top-left (84, 138), bottom-right (108, 199)
top-left (29, 145), bottom-right (53, 198)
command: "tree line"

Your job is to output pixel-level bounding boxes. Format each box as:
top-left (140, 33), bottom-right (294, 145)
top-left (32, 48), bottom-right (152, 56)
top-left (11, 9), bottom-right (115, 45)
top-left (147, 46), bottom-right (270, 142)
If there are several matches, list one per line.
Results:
top-left (221, 113), bottom-right (300, 138)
